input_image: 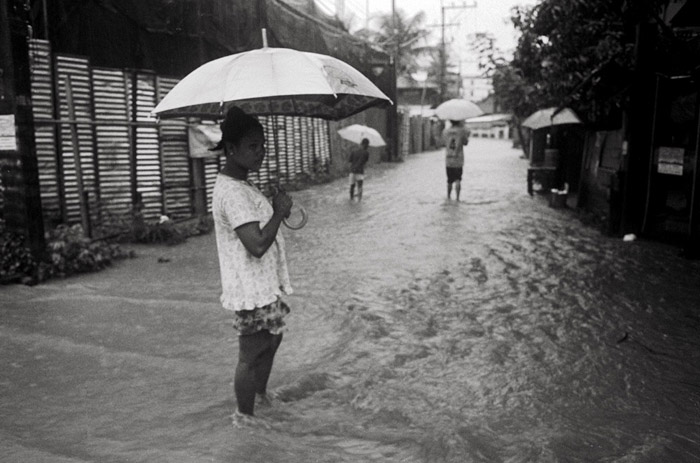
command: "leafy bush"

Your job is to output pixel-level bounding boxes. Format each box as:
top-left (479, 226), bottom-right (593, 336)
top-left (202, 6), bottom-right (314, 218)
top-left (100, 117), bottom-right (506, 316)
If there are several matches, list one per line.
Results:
top-left (45, 224), bottom-right (133, 278)
top-left (0, 219), bottom-right (134, 284)
top-left (1, 211), bottom-right (214, 285)
top-left (0, 220), bottom-right (37, 281)
top-left (94, 206), bottom-right (214, 246)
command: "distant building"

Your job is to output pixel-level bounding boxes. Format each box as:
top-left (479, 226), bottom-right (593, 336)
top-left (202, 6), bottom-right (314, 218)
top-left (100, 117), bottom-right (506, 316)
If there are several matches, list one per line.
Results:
top-left (396, 75), bottom-right (440, 109)
top-left (465, 114), bottom-right (512, 139)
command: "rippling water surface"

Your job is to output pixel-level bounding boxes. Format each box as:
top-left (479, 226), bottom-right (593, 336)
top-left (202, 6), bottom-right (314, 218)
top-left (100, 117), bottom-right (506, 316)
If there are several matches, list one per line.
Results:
top-left (1, 138), bottom-right (699, 462)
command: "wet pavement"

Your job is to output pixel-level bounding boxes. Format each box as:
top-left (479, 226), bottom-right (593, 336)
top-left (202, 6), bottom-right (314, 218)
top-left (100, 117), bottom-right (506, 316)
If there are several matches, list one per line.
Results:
top-left (1, 138), bottom-right (700, 462)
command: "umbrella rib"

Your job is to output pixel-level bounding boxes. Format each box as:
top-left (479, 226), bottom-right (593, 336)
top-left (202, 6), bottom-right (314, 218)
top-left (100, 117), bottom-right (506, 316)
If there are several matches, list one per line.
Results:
top-left (223, 53), bottom-right (247, 109)
top-left (301, 52), bottom-right (337, 98)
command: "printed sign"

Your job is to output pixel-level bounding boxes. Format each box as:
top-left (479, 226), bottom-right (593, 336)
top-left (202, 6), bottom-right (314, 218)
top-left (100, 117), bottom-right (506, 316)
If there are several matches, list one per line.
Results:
top-left (656, 146), bottom-right (684, 175)
top-left (0, 114), bottom-right (17, 151)
top-left (658, 163), bottom-right (684, 176)
top-left (657, 146), bottom-right (684, 164)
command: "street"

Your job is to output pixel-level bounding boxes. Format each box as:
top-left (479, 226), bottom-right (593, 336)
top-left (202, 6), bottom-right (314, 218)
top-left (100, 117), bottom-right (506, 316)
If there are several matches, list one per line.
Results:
top-left (1, 138), bottom-right (699, 462)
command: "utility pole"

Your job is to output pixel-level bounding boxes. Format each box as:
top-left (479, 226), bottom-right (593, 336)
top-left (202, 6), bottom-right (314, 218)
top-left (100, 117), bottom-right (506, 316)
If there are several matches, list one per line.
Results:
top-left (439, 1), bottom-right (477, 101)
top-left (336, 0), bottom-right (345, 20)
top-left (365, 0), bottom-right (369, 31)
top-left (388, 0), bottom-right (398, 161)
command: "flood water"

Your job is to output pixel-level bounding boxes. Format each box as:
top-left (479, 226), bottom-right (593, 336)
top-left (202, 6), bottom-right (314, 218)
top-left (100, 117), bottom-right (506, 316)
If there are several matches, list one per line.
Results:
top-left (1, 138), bottom-right (699, 462)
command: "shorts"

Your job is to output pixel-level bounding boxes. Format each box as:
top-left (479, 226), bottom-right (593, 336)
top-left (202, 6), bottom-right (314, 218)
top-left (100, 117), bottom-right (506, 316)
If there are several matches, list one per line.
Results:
top-left (232, 298), bottom-right (291, 336)
top-left (349, 173), bottom-right (365, 184)
top-left (446, 167), bottom-right (463, 183)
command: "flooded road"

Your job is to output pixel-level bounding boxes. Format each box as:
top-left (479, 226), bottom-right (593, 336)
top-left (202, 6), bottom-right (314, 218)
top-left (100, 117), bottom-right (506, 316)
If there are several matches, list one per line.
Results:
top-left (2, 138), bottom-right (700, 462)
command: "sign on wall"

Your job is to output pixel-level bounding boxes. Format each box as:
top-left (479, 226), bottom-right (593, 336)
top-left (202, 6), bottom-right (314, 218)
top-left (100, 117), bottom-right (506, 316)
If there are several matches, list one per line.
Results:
top-left (0, 114), bottom-right (17, 151)
top-left (657, 146), bottom-right (684, 176)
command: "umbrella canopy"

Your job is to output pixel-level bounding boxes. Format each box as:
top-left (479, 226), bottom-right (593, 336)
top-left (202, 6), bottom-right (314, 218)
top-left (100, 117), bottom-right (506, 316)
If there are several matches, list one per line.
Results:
top-left (521, 107), bottom-right (582, 130)
top-left (434, 99), bottom-right (483, 121)
top-left (337, 124), bottom-right (386, 147)
top-left (152, 46), bottom-right (392, 121)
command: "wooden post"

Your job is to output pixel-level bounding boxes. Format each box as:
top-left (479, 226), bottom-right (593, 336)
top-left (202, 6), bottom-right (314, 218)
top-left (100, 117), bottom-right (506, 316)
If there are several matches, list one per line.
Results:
top-left (190, 156), bottom-right (207, 216)
top-left (128, 71), bottom-right (139, 207)
top-left (65, 75), bottom-right (90, 236)
top-left (0, 0), bottom-right (45, 258)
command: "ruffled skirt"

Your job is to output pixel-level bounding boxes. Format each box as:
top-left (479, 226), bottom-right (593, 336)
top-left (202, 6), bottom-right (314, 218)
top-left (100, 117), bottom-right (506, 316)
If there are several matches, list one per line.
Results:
top-left (232, 298), bottom-right (291, 336)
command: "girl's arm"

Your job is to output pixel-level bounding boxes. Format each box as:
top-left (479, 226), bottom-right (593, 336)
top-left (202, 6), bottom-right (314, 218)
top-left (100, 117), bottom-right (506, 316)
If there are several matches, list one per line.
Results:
top-left (235, 191), bottom-right (292, 258)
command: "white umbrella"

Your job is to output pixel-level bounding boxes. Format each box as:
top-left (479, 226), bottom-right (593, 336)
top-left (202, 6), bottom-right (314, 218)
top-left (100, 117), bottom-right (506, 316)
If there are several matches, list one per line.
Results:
top-left (521, 107), bottom-right (582, 130)
top-left (152, 31), bottom-right (392, 231)
top-left (337, 124), bottom-right (386, 147)
top-left (152, 32), bottom-right (392, 121)
top-left (434, 99), bottom-right (483, 120)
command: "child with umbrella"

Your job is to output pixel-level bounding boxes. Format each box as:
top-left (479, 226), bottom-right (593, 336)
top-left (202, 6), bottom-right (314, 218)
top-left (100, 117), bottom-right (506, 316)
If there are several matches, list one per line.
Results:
top-left (348, 138), bottom-right (370, 201)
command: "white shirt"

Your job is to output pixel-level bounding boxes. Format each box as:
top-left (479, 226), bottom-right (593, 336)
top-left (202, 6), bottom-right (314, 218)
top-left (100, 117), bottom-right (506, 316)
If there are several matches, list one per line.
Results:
top-left (212, 174), bottom-right (293, 312)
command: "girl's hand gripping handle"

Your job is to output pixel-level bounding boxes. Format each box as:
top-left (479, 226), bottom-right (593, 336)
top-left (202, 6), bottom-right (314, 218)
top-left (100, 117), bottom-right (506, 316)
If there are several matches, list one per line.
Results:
top-left (271, 186), bottom-right (308, 230)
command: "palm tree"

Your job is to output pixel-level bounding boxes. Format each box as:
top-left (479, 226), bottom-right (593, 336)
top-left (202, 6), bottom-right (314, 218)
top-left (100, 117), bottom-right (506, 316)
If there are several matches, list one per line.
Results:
top-left (369, 9), bottom-right (432, 80)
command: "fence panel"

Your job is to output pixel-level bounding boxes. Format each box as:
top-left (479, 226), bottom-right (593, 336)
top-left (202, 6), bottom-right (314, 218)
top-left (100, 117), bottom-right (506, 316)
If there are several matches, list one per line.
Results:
top-left (204, 155), bottom-right (222, 212)
top-left (314, 118), bottom-right (330, 172)
top-left (398, 110), bottom-right (410, 160)
top-left (130, 72), bottom-right (163, 220)
top-left (55, 55), bottom-right (97, 225)
top-left (28, 40), bottom-right (61, 224)
top-left (93, 68), bottom-right (132, 219)
top-left (156, 77), bottom-right (192, 219)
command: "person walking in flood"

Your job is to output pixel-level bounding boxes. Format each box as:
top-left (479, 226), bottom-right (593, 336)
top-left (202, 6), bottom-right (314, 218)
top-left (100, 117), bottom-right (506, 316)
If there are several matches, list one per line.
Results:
top-left (348, 138), bottom-right (370, 201)
top-left (211, 106), bottom-right (294, 424)
top-left (442, 120), bottom-right (470, 200)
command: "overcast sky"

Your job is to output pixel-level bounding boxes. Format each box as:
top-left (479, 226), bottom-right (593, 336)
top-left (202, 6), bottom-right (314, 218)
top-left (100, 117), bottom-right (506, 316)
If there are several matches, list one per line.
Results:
top-left (321, 0), bottom-right (540, 71)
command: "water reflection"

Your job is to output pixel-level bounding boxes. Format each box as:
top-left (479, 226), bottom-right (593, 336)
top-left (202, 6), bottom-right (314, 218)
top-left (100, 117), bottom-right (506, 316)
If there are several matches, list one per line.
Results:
top-left (1, 139), bottom-right (698, 462)
top-left (276, 139), bottom-right (700, 462)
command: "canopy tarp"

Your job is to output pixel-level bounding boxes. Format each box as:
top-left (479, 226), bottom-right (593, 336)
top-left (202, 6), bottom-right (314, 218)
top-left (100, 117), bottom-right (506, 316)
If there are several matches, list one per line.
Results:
top-left (45, 0), bottom-right (390, 92)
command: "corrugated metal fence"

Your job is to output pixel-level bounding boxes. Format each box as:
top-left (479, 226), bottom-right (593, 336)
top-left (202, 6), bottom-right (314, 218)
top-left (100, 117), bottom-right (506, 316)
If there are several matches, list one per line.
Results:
top-left (18, 39), bottom-right (330, 236)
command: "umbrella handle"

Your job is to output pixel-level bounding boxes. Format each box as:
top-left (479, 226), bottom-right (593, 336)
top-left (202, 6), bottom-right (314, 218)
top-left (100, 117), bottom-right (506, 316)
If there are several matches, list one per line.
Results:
top-left (283, 204), bottom-right (308, 230)
top-left (270, 186), bottom-right (308, 230)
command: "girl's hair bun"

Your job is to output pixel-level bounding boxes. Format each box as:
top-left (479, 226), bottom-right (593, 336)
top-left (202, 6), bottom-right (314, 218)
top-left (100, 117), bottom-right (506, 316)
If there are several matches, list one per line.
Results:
top-left (210, 106), bottom-right (263, 150)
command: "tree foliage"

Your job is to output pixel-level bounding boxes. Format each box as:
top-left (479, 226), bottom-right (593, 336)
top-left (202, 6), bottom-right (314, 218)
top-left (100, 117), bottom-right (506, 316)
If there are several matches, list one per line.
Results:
top-left (468, 32), bottom-right (505, 77)
top-left (368, 9), bottom-right (432, 79)
top-left (493, 0), bottom-right (667, 124)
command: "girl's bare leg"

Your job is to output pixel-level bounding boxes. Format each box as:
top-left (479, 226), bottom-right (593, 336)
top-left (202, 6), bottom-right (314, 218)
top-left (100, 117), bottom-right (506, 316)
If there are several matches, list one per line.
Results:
top-left (235, 330), bottom-right (282, 415)
top-left (255, 333), bottom-right (283, 396)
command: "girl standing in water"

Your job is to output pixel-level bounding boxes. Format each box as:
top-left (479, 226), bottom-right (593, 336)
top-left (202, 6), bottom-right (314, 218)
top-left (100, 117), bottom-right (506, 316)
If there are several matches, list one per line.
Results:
top-left (211, 106), bottom-right (293, 422)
